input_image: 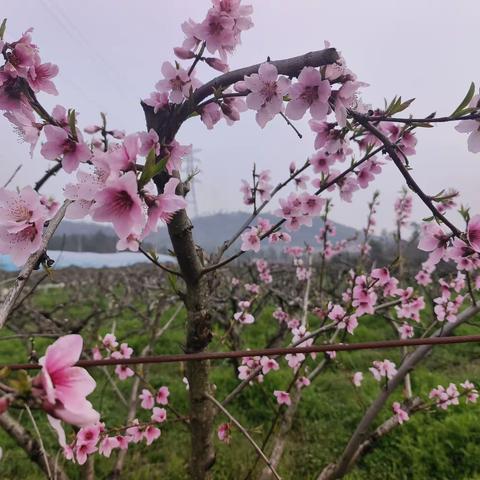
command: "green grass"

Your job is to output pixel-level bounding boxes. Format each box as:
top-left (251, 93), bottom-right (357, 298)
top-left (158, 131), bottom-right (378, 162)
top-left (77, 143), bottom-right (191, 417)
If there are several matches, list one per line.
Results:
top-left (1, 291), bottom-right (480, 479)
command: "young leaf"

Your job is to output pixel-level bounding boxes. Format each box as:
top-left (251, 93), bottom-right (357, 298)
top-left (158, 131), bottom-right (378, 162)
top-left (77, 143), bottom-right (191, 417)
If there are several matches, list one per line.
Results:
top-left (138, 148), bottom-right (169, 188)
top-left (396, 98), bottom-right (415, 114)
top-left (0, 19), bottom-right (6, 40)
top-left (68, 109), bottom-right (78, 141)
top-left (451, 82), bottom-right (476, 117)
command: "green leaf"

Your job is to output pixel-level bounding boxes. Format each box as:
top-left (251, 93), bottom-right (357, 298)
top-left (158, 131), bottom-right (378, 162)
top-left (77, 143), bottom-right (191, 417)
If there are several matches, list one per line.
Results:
top-left (68, 109), bottom-right (78, 141)
top-left (459, 205), bottom-right (470, 223)
top-left (138, 148), bottom-right (169, 188)
top-left (0, 18), bottom-right (6, 40)
top-left (396, 97), bottom-right (415, 114)
top-left (451, 82), bottom-right (476, 117)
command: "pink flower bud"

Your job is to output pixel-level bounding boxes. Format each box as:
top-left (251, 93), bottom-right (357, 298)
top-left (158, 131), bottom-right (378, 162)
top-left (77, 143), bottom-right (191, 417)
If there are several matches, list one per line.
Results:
top-left (111, 129), bottom-right (125, 139)
top-left (205, 57), bottom-right (229, 73)
top-left (84, 125), bottom-right (102, 134)
top-left (173, 47), bottom-right (195, 60)
top-left (0, 396), bottom-right (10, 414)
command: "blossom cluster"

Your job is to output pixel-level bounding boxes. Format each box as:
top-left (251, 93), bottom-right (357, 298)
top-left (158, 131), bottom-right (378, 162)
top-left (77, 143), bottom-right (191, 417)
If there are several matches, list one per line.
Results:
top-left (61, 382), bottom-right (169, 464)
top-left (0, 186), bottom-right (59, 264)
top-left (429, 381), bottom-right (478, 410)
top-left (92, 333), bottom-right (135, 380)
top-left (0, 27), bottom-right (191, 266)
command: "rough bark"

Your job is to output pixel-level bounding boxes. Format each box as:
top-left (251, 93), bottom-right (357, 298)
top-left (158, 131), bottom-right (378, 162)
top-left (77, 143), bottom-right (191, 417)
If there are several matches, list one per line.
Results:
top-left (0, 412), bottom-right (69, 480)
top-left (318, 304), bottom-right (480, 479)
top-left (153, 204), bottom-right (215, 479)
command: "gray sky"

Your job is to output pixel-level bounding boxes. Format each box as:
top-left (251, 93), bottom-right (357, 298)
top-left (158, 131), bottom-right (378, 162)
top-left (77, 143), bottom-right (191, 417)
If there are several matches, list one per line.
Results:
top-left (1, 0), bottom-right (479, 231)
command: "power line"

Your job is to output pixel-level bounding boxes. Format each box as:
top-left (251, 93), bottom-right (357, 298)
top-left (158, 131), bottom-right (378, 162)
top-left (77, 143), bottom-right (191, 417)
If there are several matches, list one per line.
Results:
top-left (4, 334), bottom-right (480, 371)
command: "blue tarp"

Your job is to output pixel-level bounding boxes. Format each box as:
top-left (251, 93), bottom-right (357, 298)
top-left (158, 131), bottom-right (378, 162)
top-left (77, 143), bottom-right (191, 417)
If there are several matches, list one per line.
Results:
top-left (0, 251), bottom-right (175, 271)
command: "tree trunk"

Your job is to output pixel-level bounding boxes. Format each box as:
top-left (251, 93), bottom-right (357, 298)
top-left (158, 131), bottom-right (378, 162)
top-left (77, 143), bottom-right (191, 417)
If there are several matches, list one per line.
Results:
top-left (184, 278), bottom-right (215, 479)
top-left (165, 208), bottom-right (215, 479)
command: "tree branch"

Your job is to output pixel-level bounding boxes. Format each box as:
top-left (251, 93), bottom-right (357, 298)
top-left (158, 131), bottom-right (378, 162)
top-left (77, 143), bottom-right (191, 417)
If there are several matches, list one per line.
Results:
top-left (319, 304), bottom-right (480, 479)
top-left (351, 111), bottom-right (462, 238)
top-left (206, 393), bottom-right (282, 480)
top-left (0, 412), bottom-right (69, 480)
top-left (34, 162), bottom-right (62, 193)
top-left (191, 48), bottom-right (339, 106)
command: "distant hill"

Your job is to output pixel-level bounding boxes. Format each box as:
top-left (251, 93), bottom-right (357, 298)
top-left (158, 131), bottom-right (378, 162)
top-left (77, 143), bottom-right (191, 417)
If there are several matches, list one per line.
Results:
top-left (50, 212), bottom-right (358, 253)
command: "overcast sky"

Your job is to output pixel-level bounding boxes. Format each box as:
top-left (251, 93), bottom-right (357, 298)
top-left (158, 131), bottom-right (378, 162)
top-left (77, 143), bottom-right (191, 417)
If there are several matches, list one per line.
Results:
top-left (1, 0), bottom-right (479, 232)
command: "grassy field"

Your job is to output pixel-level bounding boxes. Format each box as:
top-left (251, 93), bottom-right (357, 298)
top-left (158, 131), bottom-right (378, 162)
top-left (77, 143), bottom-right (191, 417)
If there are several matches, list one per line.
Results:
top-left (1, 282), bottom-right (480, 479)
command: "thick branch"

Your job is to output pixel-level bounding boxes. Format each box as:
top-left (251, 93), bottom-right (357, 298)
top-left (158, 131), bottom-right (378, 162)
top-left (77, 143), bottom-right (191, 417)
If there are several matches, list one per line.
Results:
top-left (142, 48), bottom-right (339, 141)
top-left (347, 397), bottom-right (424, 469)
top-left (191, 48), bottom-right (339, 106)
top-left (319, 304), bottom-right (480, 479)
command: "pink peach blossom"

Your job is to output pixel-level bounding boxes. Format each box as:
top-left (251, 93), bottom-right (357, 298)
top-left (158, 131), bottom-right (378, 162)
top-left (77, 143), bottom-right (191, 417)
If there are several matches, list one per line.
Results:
top-left (35, 335), bottom-right (99, 427)
top-left (217, 422), bottom-right (231, 443)
top-left (0, 222), bottom-right (44, 266)
top-left (392, 402), bottom-right (409, 424)
top-left (143, 91), bottom-right (169, 114)
top-left (143, 425), bottom-right (161, 445)
top-left (352, 372), bottom-right (363, 387)
top-left (144, 178), bottom-right (187, 236)
top-left (244, 63), bottom-right (290, 127)
top-left (467, 215), bottom-right (480, 252)
top-left (151, 407), bottom-right (167, 423)
top-left (92, 171), bottom-right (145, 238)
top-left (273, 390), bottom-right (291, 406)
top-left (240, 227), bottom-right (261, 252)
top-left (98, 437), bottom-right (119, 457)
top-left (286, 67), bottom-right (331, 120)
top-left (40, 125), bottom-right (91, 173)
top-left (155, 62), bottom-right (201, 104)
top-left (156, 386), bottom-right (170, 405)
top-left (115, 365), bottom-right (135, 381)
top-left (27, 62), bottom-right (58, 95)
top-left (139, 389), bottom-right (155, 410)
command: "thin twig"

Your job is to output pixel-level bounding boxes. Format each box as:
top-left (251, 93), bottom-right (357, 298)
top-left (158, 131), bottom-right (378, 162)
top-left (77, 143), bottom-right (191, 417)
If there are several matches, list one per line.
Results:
top-left (101, 367), bottom-right (128, 407)
top-left (279, 112), bottom-right (302, 138)
top-left (359, 111), bottom-right (480, 125)
top-left (203, 143), bottom-right (387, 274)
top-left (25, 405), bottom-right (53, 480)
top-left (138, 246), bottom-right (182, 277)
top-left (206, 393), bottom-right (282, 480)
top-left (34, 162), bottom-right (62, 192)
top-left (351, 111), bottom-right (462, 238)
top-left (3, 164), bottom-right (22, 188)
